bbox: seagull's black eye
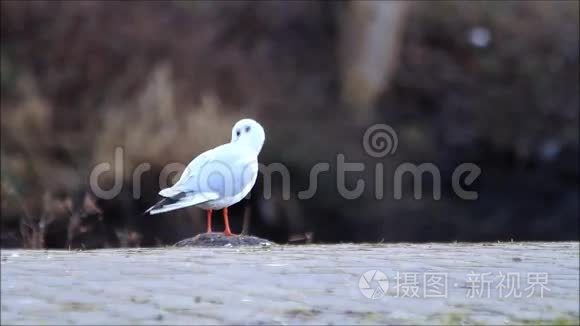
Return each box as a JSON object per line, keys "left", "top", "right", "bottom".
{"left": 245, "top": 126, "right": 251, "bottom": 132}
{"left": 236, "top": 130, "right": 241, "bottom": 137}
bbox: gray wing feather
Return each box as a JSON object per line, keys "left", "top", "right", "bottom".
{"left": 165, "top": 143, "right": 257, "bottom": 197}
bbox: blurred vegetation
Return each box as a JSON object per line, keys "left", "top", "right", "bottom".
{"left": 0, "top": 0, "right": 578, "bottom": 248}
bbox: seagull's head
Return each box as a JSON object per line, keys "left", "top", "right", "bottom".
{"left": 231, "top": 118, "right": 265, "bottom": 153}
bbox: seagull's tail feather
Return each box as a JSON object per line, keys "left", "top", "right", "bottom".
{"left": 145, "top": 192, "right": 219, "bottom": 215}
{"left": 159, "top": 187, "right": 183, "bottom": 198}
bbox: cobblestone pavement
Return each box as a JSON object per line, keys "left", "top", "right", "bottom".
{"left": 1, "top": 242, "right": 579, "bottom": 325}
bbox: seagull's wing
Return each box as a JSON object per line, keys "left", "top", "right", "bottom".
{"left": 163, "top": 143, "right": 256, "bottom": 196}
{"left": 158, "top": 148, "right": 217, "bottom": 197}
{"left": 145, "top": 146, "right": 223, "bottom": 215}
{"left": 146, "top": 143, "right": 256, "bottom": 215}
{"left": 145, "top": 191, "right": 219, "bottom": 215}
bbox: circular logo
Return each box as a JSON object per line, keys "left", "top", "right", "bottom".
{"left": 359, "top": 270, "right": 389, "bottom": 299}
{"left": 362, "top": 124, "right": 398, "bottom": 158}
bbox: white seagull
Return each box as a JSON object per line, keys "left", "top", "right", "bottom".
{"left": 145, "top": 118, "right": 265, "bottom": 236}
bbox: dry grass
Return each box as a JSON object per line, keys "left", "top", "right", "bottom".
{"left": 93, "top": 62, "right": 241, "bottom": 186}
{"left": 1, "top": 60, "right": 245, "bottom": 247}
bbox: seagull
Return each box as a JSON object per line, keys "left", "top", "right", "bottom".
{"left": 145, "top": 118, "right": 265, "bottom": 236}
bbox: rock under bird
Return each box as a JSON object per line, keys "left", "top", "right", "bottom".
{"left": 145, "top": 118, "right": 265, "bottom": 236}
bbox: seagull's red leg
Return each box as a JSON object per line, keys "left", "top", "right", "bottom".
{"left": 206, "top": 209, "right": 213, "bottom": 233}
{"left": 223, "top": 207, "right": 234, "bottom": 236}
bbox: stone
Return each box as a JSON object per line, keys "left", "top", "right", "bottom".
{"left": 173, "top": 232, "right": 274, "bottom": 247}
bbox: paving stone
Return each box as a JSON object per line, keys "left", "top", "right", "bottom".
{"left": 1, "top": 242, "right": 578, "bottom": 325}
